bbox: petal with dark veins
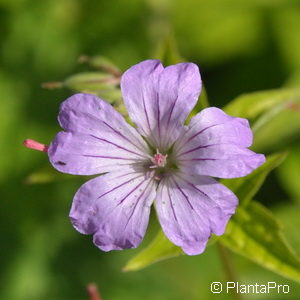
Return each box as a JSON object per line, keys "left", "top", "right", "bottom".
{"left": 174, "top": 107, "right": 265, "bottom": 178}
{"left": 70, "top": 170, "right": 156, "bottom": 251}
{"left": 121, "top": 60, "right": 201, "bottom": 151}
{"left": 155, "top": 173, "right": 238, "bottom": 255}
{"left": 48, "top": 93, "right": 149, "bottom": 175}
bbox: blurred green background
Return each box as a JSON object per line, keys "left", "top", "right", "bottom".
{"left": 1, "top": 0, "right": 300, "bottom": 299}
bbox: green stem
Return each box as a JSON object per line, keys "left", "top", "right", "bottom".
{"left": 217, "top": 242, "right": 244, "bottom": 300}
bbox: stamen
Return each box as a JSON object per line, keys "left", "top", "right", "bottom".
{"left": 23, "top": 139, "right": 49, "bottom": 152}
{"left": 151, "top": 149, "right": 167, "bottom": 168}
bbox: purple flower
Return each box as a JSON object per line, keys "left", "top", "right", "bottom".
{"left": 48, "top": 60, "right": 265, "bottom": 255}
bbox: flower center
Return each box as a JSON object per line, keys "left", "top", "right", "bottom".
{"left": 151, "top": 150, "right": 167, "bottom": 168}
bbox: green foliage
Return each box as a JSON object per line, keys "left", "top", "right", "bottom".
{"left": 124, "top": 229, "right": 220, "bottom": 272}
{"left": 223, "top": 88, "right": 300, "bottom": 120}
{"left": 277, "top": 146, "right": 300, "bottom": 200}
{"left": 123, "top": 230, "right": 183, "bottom": 272}
{"left": 220, "top": 201, "right": 300, "bottom": 282}
{"left": 253, "top": 103, "right": 300, "bottom": 152}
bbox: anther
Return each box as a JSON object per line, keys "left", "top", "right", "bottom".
{"left": 151, "top": 149, "right": 167, "bottom": 168}
{"left": 23, "top": 139, "right": 49, "bottom": 152}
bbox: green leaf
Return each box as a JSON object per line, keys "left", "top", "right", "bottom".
{"left": 223, "top": 88, "right": 300, "bottom": 120}
{"left": 277, "top": 145, "right": 300, "bottom": 200}
{"left": 252, "top": 103, "right": 300, "bottom": 152}
{"left": 123, "top": 229, "right": 218, "bottom": 272}
{"left": 221, "top": 152, "right": 287, "bottom": 206}
{"left": 123, "top": 230, "right": 183, "bottom": 272}
{"left": 220, "top": 201, "right": 300, "bottom": 282}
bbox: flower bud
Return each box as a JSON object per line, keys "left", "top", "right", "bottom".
{"left": 79, "top": 55, "right": 121, "bottom": 77}
{"left": 64, "top": 72, "right": 119, "bottom": 93}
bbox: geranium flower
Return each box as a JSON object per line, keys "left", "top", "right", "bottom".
{"left": 47, "top": 60, "right": 265, "bottom": 255}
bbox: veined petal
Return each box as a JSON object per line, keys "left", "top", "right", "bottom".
{"left": 174, "top": 107, "right": 265, "bottom": 178}
{"left": 48, "top": 93, "right": 149, "bottom": 175}
{"left": 177, "top": 144, "right": 265, "bottom": 178}
{"left": 155, "top": 173, "right": 238, "bottom": 255}
{"left": 175, "top": 107, "right": 253, "bottom": 151}
{"left": 70, "top": 170, "right": 157, "bottom": 251}
{"left": 121, "top": 60, "right": 163, "bottom": 147}
{"left": 48, "top": 132, "right": 146, "bottom": 175}
{"left": 121, "top": 60, "right": 201, "bottom": 151}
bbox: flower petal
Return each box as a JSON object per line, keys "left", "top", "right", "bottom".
{"left": 176, "top": 107, "right": 254, "bottom": 150}
{"left": 121, "top": 60, "right": 201, "bottom": 151}
{"left": 70, "top": 169, "right": 156, "bottom": 251}
{"left": 155, "top": 174, "right": 238, "bottom": 255}
{"left": 48, "top": 93, "right": 149, "bottom": 175}
{"left": 174, "top": 107, "right": 265, "bottom": 178}
{"left": 177, "top": 144, "right": 265, "bottom": 178}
